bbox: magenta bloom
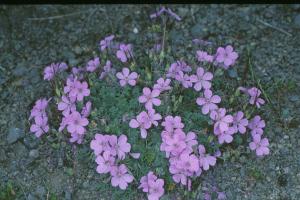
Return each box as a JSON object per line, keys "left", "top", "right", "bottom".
{"left": 147, "top": 109, "right": 162, "bottom": 126}
{"left": 69, "top": 80, "right": 90, "bottom": 102}
{"left": 196, "top": 90, "right": 221, "bottom": 115}
{"left": 239, "top": 87, "right": 265, "bottom": 108}
{"left": 190, "top": 67, "right": 213, "bottom": 91}
{"left": 114, "top": 134, "right": 131, "bottom": 160}
{"left": 232, "top": 111, "right": 248, "bottom": 134}
{"left": 196, "top": 50, "right": 213, "bottom": 62}
{"left": 139, "top": 171, "right": 158, "bottom": 192}
{"left": 81, "top": 101, "right": 92, "bottom": 118}
{"left": 153, "top": 78, "right": 172, "bottom": 92}
{"left": 90, "top": 134, "right": 111, "bottom": 155}
{"left": 110, "top": 164, "right": 134, "bottom": 190}
{"left": 86, "top": 57, "right": 100, "bottom": 72}
{"left": 116, "top": 68, "right": 138, "bottom": 87}
{"left": 249, "top": 134, "right": 270, "bottom": 156}
{"left": 58, "top": 95, "right": 76, "bottom": 116}
{"left": 66, "top": 111, "right": 89, "bottom": 135}
{"left": 164, "top": 131, "right": 187, "bottom": 156}
{"left": 175, "top": 71, "right": 193, "bottom": 88}
{"left": 161, "top": 116, "right": 184, "bottom": 132}
{"left": 139, "top": 171, "right": 165, "bottom": 200}
{"left": 43, "top": 62, "right": 68, "bottom": 81}
{"left": 96, "top": 151, "right": 116, "bottom": 174}
{"left": 198, "top": 145, "right": 216, "bottom": 171}
{"left": 248, "top": 115, "right": 265, "bottom": 137}
{"left": 210, "top": 108, "right": 233, "bottom": 134}
{"left": 215, "top": 45, "right": 238, "bottom": 68}
{"left": 129, "top": 111, "right": 152, "bottom": 138}
{"left": 177, "top": 152, "right": 200, "bottom": 173}
{"left": 30, "top": 115, "right": 49, "bottom": 137}
{"left": 167, "top": 61, "right": 191, "bottom": 79}
{"left": 216, "top": 127, "right": 235, "bottom": 144}
{"left": 116, "top": 44, "right": 133, "bottom": 62}
{"left": 99, "top": 35, "right": 114, "bottom": 51}
{"left": 138, "top": 87, "right": 161, "bottom": 110}
{"left": 30, "top": 98, "right": 49, "bottom": 119}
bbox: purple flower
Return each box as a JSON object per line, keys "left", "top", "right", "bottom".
{"left": 96, "top": 151, "right": 116, "bottom": 174}
{"left": 249, "top": 134, "right": 270, "bottom": 156}
{"left": 113, "top": 134, "right": 131, "bottom": 160}
{"left": 116, "top": 44, "right": 133, "bottom": 63}
{"left": 129, "top": 111, "right": 152, "bottom": 138}
{"left": 248, "top": 115, "right": 265, "bottom": 137}
{"left": 58, "top": 95, "right": 76, "bottom": 116}
{"left": 196, "top": 90, "right": 221, "bottom": 115}
{"left": 30, "top": 115, "right": 49, "bottom": 137}
{"left": 153, "top": 78, "right": 172, "bottom": 92}
{"left": 232, "top": 111, "right": 248, "bottom": 134}
{"left": 190, "top": 67, "right": 213, "bottom": 91}
{"left": 43, "top": 62, "right": 68, "bottom": 81}
{"left": 99, "top": 60, "right": 115, "bottom": 80}
{"left": 167, "top": 61, "right": 191, "bottom": 79}
{"left": 239, "top": 87, "right": 265, "bottom": 108}
{"left": 139, "top": 172, "right": 165, "bottom": 200}
{"left": 81, "top": 101, "right": 92, "bottom": 118}
{"left": 216, "top": 127, "right": 235, "bottom": 144}
{"left": 196, "top": 51, "right": 213, "bottom": 62}
{"left": 138, "top": 87, "right": 161, "bottom": 110}
{"left": 175, "top": 71, "right": 193, "bottom": 88}
{"left": 139, "top": 171, "right": 158, "bottom": 192}
{"left": 210, "top": 108, "right": 233, "bottom": 134}
{"left": 68, "top": 80, "right": 90, "bottom": 102}
{"left": 86, "top": 57, "right": 100, "bottom": 72}
{"left": 110, "top": 164, "right": 134, "bottom": 190}
{"left": 66, "top": 111, "right": 89, "bottom": 135}
{"left": 215, "top": 45, "right": 238, "bottom": 69}
{"left": 150, "top": 6, "right": 181, "bottom": 21}
{"left": 116, "top": 68, "right": 138, "bottom": 87}
{"left": 161, "top": 116, "right": 184, "bottom": 132}
{"left": 90, "top": 134, "right": 111, "bottom": 155}
{"left": 99, "top": 35, "right": 115, "bottom": 51}
{"left": 30, "top": 98, "right": 49, "bottom": 120}
{"left": 198, "top": 144, "right": 216, "bottom": 171}
{"left": 147, "top": 108, "right": 162, "bottom": 126}
{"left": 69, "top": 132, "right": 84, "bottom": 144}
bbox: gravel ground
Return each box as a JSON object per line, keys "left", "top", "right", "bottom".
{"left": 0, "top": 4, "right": 300, "bottom": 200}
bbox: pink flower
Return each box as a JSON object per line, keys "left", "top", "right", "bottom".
{"left": 210, "top": 108, "right": 233, "bottom": 134}
{"left": 249, "top": 134, "right": 270, "bottom": 157}
{"left": 116, "top": 44, "right": 133, "bottom": 62}
{"left": 147, "top": 179, "right": 165, "bottom": 200}
{"left": 99, "top": 35, "right": 114, "bottom": 51}
{"left": 138, "top": 87, "right": 161, "bottom": 110}
{"left": 215, "top": 45, "right": 238, "bottom": 69}
{"left": 96, "top": 151, "right": 116, "bottom": 174}
{"left": 43, "top": 62, "right": 68, "bottom": 81}
{"left": 164, "top": 131, "right": 187, "bottom": 157}
{"left": 129, "top": 111, "right": 152, "bottom": 138}
{"left": 147, "top": 109, "right": 162, "bottom": 126}
{"left": 69, "top": 80, "right": 90, "bottom": 102}
{"left": 248, "top": 115, "right": 265, "bottom": 137}
{"left": 114, "top": 134, "right": 131, "bottom": 160}
{"left": 239, "top": 87, "right": 265, "bottom": 108}
{"left": 139, "top": 171, "right": 158, "bottom": 192}
{"left": 116, "top": 68, "right": 138, "bottom": 87}
{"left": 99, "top": 60, "right": 115, "bottom": 80}
{"left": 30, "top": 98, "right": 49, "bottom": 119}
{"left": 30, "top": 115, "right": 49, "bottom": 137}
{"left": 153, "top": 78, "right": 172, "bottom": 92}
{"left": 175, "top": 71, "right": 193, "bottom": 88}
{"left": 161, "top": 116, "right": 184, "bottom": 132}
{"left": 90, "top": 134, "right": 111, "bottom": 155}
{"left": 185, "top": 132, "right": 198, "bottom": 152}
{"left": 110, "top": 164, "right": 134, "bottom": 190}
{"left": 81, "top": 101, "right": 92, "bottom": 118}
{"left": 86, "top": 57, "right": 100, "bottom": 72}
{"left": 232, "top": 111, "right": 248, "bottom": 134}
{"left": 66, "top": 111, "right": 89, "bottom": 135}
{"left": 177, "top": 152, "right": 200, "bottom": 173}
{"left": 190, "top": 67, "right": 213, "bottom": 91}
{"left": 69, "top": 132, "right": 84, "bottom": 144}
{"left": 58, "top": 95, "right": 76, "bottom": 116}
{"left": 216, "top": 127, "right": 235, "bottom": 144}
{"left": 196, "top": 90, "right": 221, "bottom": 115}
{"left": 196, "top": 50, "right": 213, "bottom": 62}
{"left": 198, "top": 145, "right": 216, "bottom": 171}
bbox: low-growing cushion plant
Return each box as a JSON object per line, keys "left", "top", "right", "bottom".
{"left": 28, "top": 6, "right": 270, "bottom": 200}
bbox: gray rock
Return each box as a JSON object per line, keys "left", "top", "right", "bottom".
{"left": 289, "top": 95, "right": 300, "bottom": 102}
{"left": 29, "top": 149, "right": 39, "bottom": 159}
{"left": 23, "top": 135, "right": 40, "bottom": 149}
{"left": 191, "top": 24, "right": 204, "bottom": 37}
{"left": 7, "top": 127, "right": 24, "bottom": 144}
{"left": 64, "top": 189, "right": 72, "bottom": 200}
{"left": 294, "top": 14, "right": 300, "bottom": 28}
{"left": 35, "top": 186, "right": 46, "bottom": 198}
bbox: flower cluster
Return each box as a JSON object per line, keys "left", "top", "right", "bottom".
{"left": 139, "top": 171, "right": 165, "bottom": 200}
{"left": 29, "top": 98, "right": 50, "bottom": 137}
{"left": 90, "top": 134, "right": 135, "bottom": 190}
{"left": 43, "top": 62, "right": 68, "bottom": 81}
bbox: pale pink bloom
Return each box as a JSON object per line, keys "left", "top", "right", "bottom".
{"left": 69, "top": 132, "right": 84, "bottom": 144}
{"left": 86, "top": 57, "right": 100, "bottom": 72}
{"left": 147, "top": 179, "right": 165, "bottom": 200}
{"left": 81, "top": 101, "right": 92, "bottom": 118}
{"left": 115, "top": 134, "right": 131, "bottom": 160}
{"left": 164, "top": 131, "right": 187, "bottom": 157}
{"left": 116, "top": 68, "right": 138, "bottom": 87}
{"left": 216, "top": 127, "right": 235, "bottom": 144}
{"left": 69, "top": 80, "right": 90, "bottom": 102}
{"left": 232, "top": 111, "right": 248, "bottom": 134}
{"left": 177, "top": 152, "right": 200, "bottom": 173}
{"left": 161, "top": 116, "right": 184, "bottom": 132}
{"left": 90, "top": 134, "right": 111, "bottom": 155}
{"left": 249, "top": 134, "right": 270, "bottom": 156}
{"left": 239, "top": 87, "right": 265, "bottom": 108}
{"left": 153, "top": 78, "right": 172, "bottom": 92}
{"left": 110, "top": 164, "right": 134, "bottom": 190}
{"left": 196, "top": 90, "right": 221, "bottom": 115}
{"left": 139, "top": 171, "right": 158, "bottom": 192}
{"left": 96, "top": 151, "right": 116, "bottom": 174}
{"left": 43, "top": 62, "right": 68, "bottom": 81}
{"left": 185, "top": 132, "right": 198, "bottom": 152}
{"left": 248, "top": 115, "right": 265, "bottom": 137}
{"left": 215, "top": 45, "right": 238, "bottom": 69}
{"left": 198, "top": 144, "right": 216, "bottom": 171}
{"left": 58, "top": 95, "right": 76, "bottom": 116}
{"left": 99, "top": 60, "right": 115, "bottom": 80}
{"left": 66, "top": 111, "right": 89, "bottom": 135}
{"left": 138, "top": 87, "right": 161, "bottom": 110}
{"left": 30, "top": 116, "right": 49, "bottom": 137}
{"left": 196, "top": 50, "right": 213, "bottom": 62}
{"left": 129, "top": 111, "right": 152, "bottom": 138}
{"left": 147, "top": 109, "right": 162, "bottom": 126}
{"left": 210, "top": 108, "right": 233, "bottom": 134}
{"left": 190, "top": 67, "right": 213, "bottom": 91}
{"left": 175, "top": 71, "right": 193, "bottom": 88}
{"left": 166, "top": 63, "right": 182, "bottom": 79}
{"left": 99, "top": 35, "right": 114, "bottom": 51}
{"left": 29, "top": 98, "right": 49, "bottom": 120}
{"left": 116, "top": 44, "right": 133, "bottom": 62}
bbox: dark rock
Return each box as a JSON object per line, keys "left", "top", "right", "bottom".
{"left": 7, "top": 127, "right": 24, "bottom": 144}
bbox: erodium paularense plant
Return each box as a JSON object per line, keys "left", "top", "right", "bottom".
{"left": 28, "top": 7, "right": 270, "bottom": 200}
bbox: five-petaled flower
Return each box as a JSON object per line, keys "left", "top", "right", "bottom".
{"left": 116, "top": 68, "right": 138, "bottom": 87}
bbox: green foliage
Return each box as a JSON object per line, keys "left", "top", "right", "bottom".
{"left": 0, "top": 182, "right": 16, "bottom": 200}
